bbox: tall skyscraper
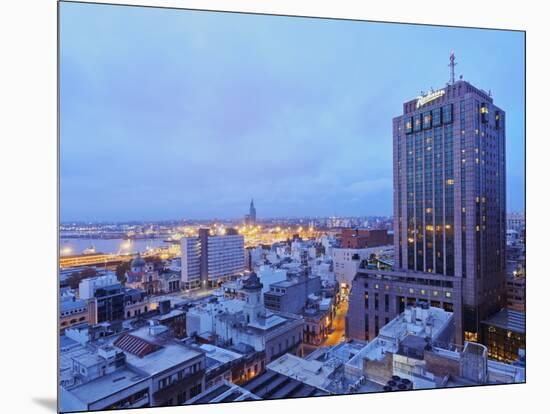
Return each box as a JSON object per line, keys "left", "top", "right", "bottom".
{"left": 249, "top": 199, "right": 257, "bottom": 224}
{"left": 393, "top": 53, "right": 507, "bottom": 341}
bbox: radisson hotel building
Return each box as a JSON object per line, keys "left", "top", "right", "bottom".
{"left": 345, "top": 57, "right": 508, "bottom": 345}
{"left": 392, "top": 65, "right": 507, "bottom": 342}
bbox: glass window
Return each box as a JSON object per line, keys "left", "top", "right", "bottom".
{"left": 432, "top": 107, "right": 441, "bottom": 127}
{"left": 422, "top": 111, "right": 432, "bottom": 129}
{"left": 480, "top": 103, "right": 489, "bottom": 123}
{"left": 413, "top": 114, "right": 422, "bottom": 132}
{"left": 442, "top": 104, "right": 453, "bottom": 124}
{"left": 405, "top": 117, "right": 413, "bottom": 134}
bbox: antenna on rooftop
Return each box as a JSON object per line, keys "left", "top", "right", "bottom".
{"left": 449, "top": 51, "right": 457, "bottom": 84}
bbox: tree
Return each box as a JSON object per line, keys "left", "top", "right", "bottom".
{"left": 115, "top": 261, "right": 131, "bottom": 286}
{"left": 65, "top": 267, "right": 98, "bottom": 289}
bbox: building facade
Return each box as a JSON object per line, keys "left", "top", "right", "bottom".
{"left": 392, "top": 62, "right": 507, "bottom": 341}
{"left": 263, "top": 270, "right": 321, "bottom": 314}
{"left": 341, "top": 229, "right": 392, "bottom": 249}
{"left": 347, "top": 267, "right": 462, "bottom": 343}
{"left": 180, "top": 228, "right": 245, "bottom": 289}
{"left": 506, "top": 212, "right": 525, "bottom": 232}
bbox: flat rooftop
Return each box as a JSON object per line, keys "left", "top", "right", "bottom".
{"left": 267, "top": 353, "right": 339, "bottom": 391}
{"left": 482, "top": 309, "right": 526, "bottom": 333}
{"left": 66, "top": 367, "right": 149, "bottom": 405}
{"left": 199, "top": 344, "right": 243, "bottom": 365}
{"left": 124, "top": 342, "right": 201, "bottom": 375}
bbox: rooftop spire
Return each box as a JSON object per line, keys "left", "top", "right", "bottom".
{"left": 449, "top": 50, "right": 457, "bottom": 84}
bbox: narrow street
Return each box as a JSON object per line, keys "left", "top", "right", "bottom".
{"left": 323, "top": 299, "right": 348, "bottom": 346}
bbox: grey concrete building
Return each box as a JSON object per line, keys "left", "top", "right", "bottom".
{"left": 263, "top": 268, "right": 321, "bottom": 314}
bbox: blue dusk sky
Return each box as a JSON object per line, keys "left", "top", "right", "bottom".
{"left": 60, "top": 2, "right": 525, "bottom": 222}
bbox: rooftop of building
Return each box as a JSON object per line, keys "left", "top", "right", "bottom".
{"left": 267, "top": 353, "right": 339, "bottom": 391}
{"left": 64, "top": 366, "right": 149, "bottom": 406}
{"left": 199, "top": 343, "right": 243, "bottom": 366}
{"left": 185, "top": 381, "right": 260, "bottom": 404}
{"left": 400, "top": 79, "right": 495, "bottom": 115}
{"left": 242, "top": 369, "right": 329, "bottom": 399}
{"left": 125, "top": 341, "right": 201, "bottom": 376}
{"left": 380, "top": 304, "right": 453, "bottom": 342}
{"left": 109, "top": 326, "right": 203, "bottom": 375}
{"left": 60, "top": 298, "right": 88, "bottom": 313}
{"left": 347, "top": 305, "right": 453, "bottom": 369}
{"left": 151, "top": 309, "right": 185, "bottom": 322}
{"left": 481, "top": 308, "right": 525, "bottom": 333}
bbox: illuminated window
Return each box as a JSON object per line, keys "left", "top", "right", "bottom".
{"left": 446, "top": 179, "right": 454, "bottom": 185}
{"left": 413, "top": 114, "right": 422, "bottom": 132}
{"left": 433, "top": 291, "right": 439, "bottom": 296}
{"left": 409, "top": 288, "right": 415, "bottom": 294}
{"left": 405, "top": 117, "right": 413, "bottom": 134}
{"left": 445, "top": 292, "right": 451, "bottom": 298}
{"left": 421, "top": 289, "right": 426, "bottom": 295}
{"left": 422, "top": 111, "right": 432, "bottom": 129}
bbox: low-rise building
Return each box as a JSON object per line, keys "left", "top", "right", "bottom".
{"left": 346, "top": 267, "right": 462, "bottom": 343}
{"left": 60, "top": 323, "right": 207, "bottom": 412}
{"left": 60, "top": 298, "right": 89, "bottom": 332}
{"left": 263, "top": 268, "right": 321, "bottom": 314}
{"left": 186, "top": 272, "right": 304, "bottom": 364}
{"left": 480, "top": 308, "right": 526, "bottom": 363}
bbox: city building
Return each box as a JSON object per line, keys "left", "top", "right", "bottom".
{"left": 506, "top": 274, "right": 525, "bottom": 312}
{"left": 344, "top": 303, "right": 523, "bottom": 389}
{"left": 506, "top": 212, "right": 525, "bottom": 232}
{"left": 392, "top": 54, "right": 507, "bottom": 342}
{"left": 60, "top": 298, "right": 89, "bottom": 332}
{"left": 123, "top": 288, "right": 150, "bottom": 319}
{"left": 79, "top": 274, "right": 125, "bottom": 324}
{"left": 301, "top": 297, "right": 334, "bottom": 346}
{"left": 480, "top": 308, "right": 526, "bottom": 363}
{"left": 340, "top": 228, "right": 392, "bottom": 249}
{"left": 184, "top": 381, "right": 260, "bottom": 404}
{"left": 263, "top": 267, "right": 322, "bottom": 314}
{"left": 347, "top": 268, "right": 462, "bottom": 342}
{"left": 78, "top": 272, "right": 119, "bottom": 300}
{"left": 180, "top": 228, "right": 245, "bottom": 290}
{"left": 150, "top": 301, "right": 186, "bottom": 338}
{"left": 244, "top": 199, "right": 257, "bottom": 226}
{"left": 345, "top": 304, "right": 455, "bottom": 386}
{"left": 60, "top": 325, "right": 206, "bottom": 411}
{"left": 186, "top": 272, "right": 304, "bottom": 364}
{"left": 240, "top": 368, "right": 329, "bottom": 399}
{"left": 332, "top": 245, "right": 393, "bottom": 290}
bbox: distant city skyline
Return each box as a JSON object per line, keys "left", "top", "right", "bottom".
{"left": 60, "top": 3, "right": 525, "bottom": 222}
